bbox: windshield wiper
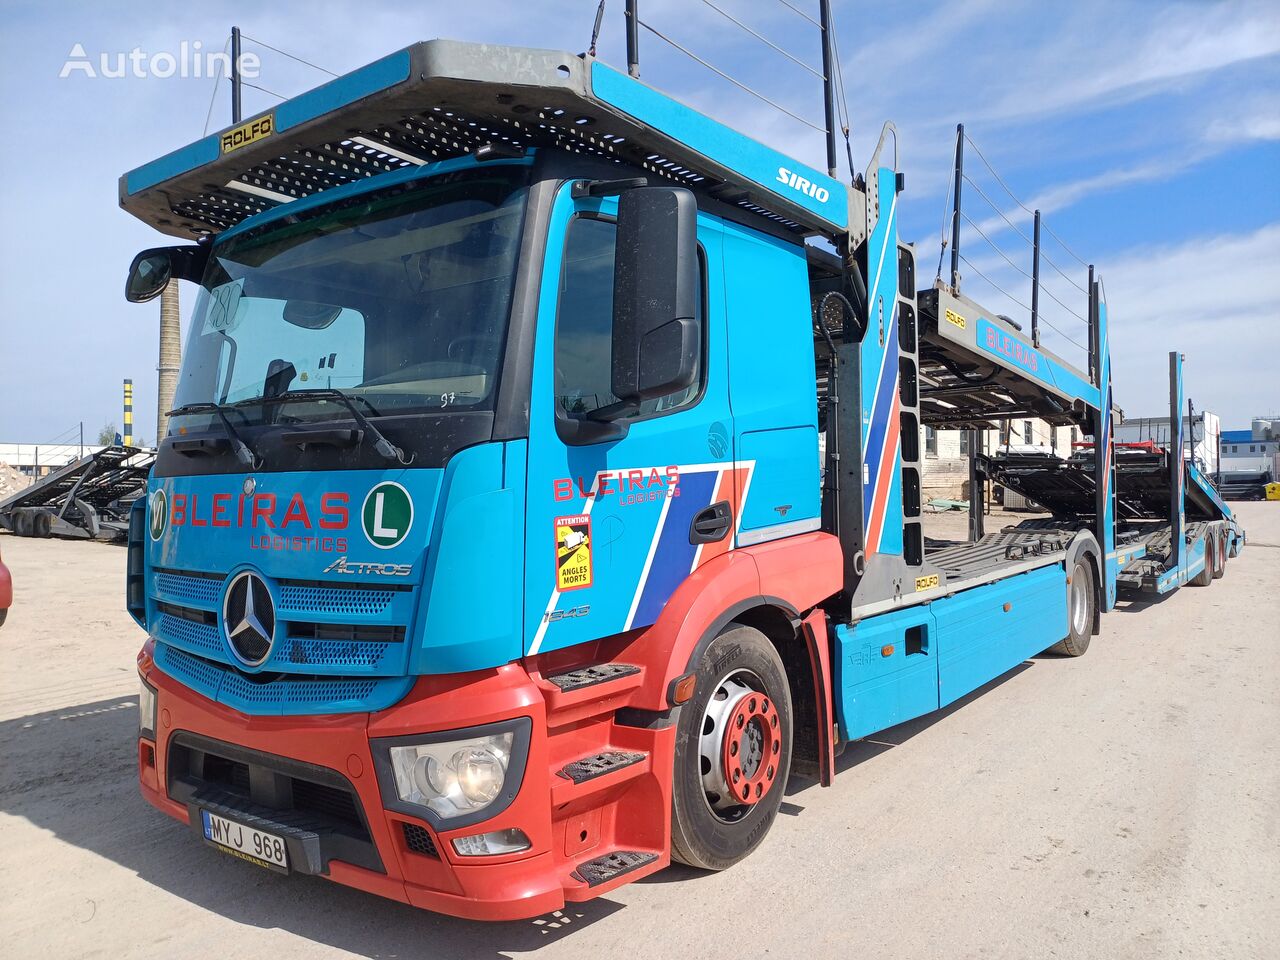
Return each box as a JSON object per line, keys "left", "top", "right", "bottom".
{"left": 240, "top": 389, "right": 414, "bottom": 465}
{"left": 167, "top": 402, "right": 263, "bottom": 469}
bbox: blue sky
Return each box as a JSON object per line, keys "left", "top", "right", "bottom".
{"left": 1, "top": 0, "right": 1277, "bottom": 446}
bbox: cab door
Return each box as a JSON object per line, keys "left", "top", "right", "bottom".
{"left": 523, "top": 184, "right": 735, "bottom": 657}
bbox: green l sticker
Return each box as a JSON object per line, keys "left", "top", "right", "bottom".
{"left": 362, "top": 482, "right": 413, "bottom": 549}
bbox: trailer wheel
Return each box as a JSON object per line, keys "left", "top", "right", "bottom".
{"left": 12, "top": 512, "right": 32, "bottom": 537}
{"left": 33, "top": 511, "right": 53, "bottom": 538}
{"left": 1050, "top": 558, "right": 1095, "bottom": 657}
{"left": 670, "top": 623, "right": 793, "bottom": 871}
{"left": 1192, "top": 538, "right": 1214, "bottom": 586}
{"left": 1211, "top": 532, "right": 1225, "bottom": 579}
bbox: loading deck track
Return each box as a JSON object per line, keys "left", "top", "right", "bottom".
{"left": 917, "top": 285, "right": 1100, "bottom": 431}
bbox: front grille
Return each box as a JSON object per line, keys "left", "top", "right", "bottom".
{"left": 402, "top": 822, "right": 439, "bottom": 857}
{"left": 154, "top": 610, "right": 223, "bottom": 659}
{"left": 155, "top": 644, "right": 412, "bottom": 715}
{"left": 167, "top": 733, "right": 384, "bottom": 875}
{"left": 156, "top": 600, "right": 216, "bottom": 624}
{"left": 203, "top": 753, "right": 251, "bottom": 794}
{"left": 169, "top": 736, "right": 369, "bottom": 836}
{"left": 292, "top": 778, "right": 362, "bottom": 827}
{"left": 150, "top": 565, "right": 419, "bottom": 707}
{"left": 154, "top": 570, "right": 223, "bottom": 607}
{"left": 280, "top": 638, "right": 395, "bottom": 670}
{"left": 277, "top": 581, "right": 404, "bottom": 616}
{"left": 288, "top": 622, "right": 406, "bottom": 643}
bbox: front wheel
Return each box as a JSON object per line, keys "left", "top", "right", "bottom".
{"left": 670, "top": 623, "right": 793, "bottom": 871}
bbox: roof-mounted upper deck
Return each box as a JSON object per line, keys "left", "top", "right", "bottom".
{"left": 121, "top": 40, "right": 850, "bottom": 240}
{"left": 917, "top": 282, "right": 1102, "bottom": 424}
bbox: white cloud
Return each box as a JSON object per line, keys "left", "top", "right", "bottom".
{"left": 1103, "top": 222, "right": 1280, "bottom": 424}
{"left": 982, "top": 0, "right": 1280, "bottom": 122}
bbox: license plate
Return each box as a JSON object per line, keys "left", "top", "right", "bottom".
{"left": 201, "top": 809, "right": 289, "bottom": 873}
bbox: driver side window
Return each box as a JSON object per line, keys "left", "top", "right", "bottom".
{"left": 554, "top": 216, "right": 704, "bottom": 420}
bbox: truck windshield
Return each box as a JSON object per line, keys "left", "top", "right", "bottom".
{"left": 169, "top": 166, "right": 529, "bottom": 432}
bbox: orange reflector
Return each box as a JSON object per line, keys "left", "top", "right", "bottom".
{"left": 1002, "top": 602, "right": 1012, "bottom": 612}
{"left": 881, "top": 644, "right": 894, "bottom": 658}
{"left": 671, "top": 673, "right": 698, "bottom": 704}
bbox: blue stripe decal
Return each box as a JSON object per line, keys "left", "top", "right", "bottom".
{"left": 862, "top": 306, "right": 900, "bottom": 519}
{"left": 276, "top": 49, "right": 411, "bottom": 132}
{"left": 127, "top": 137, "right": 221, "bottom": 195}
{"left": 591, "top": 62, "right": 847, "bottom": 230}
{"left": 632, "top": 470, "right": 718, "bottom": 627}
{"left": 125, "top": 49, "right": 412, "bottom": 196}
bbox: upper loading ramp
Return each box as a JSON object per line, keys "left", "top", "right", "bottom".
{"left": 917, "top": 285, "right": 1102, "bottom": 428}
{"left": 913, "top": 126, "right": 1105, "bottom": 433}
{"left": 121, "top": 40, "right": 850, "bottom": 241}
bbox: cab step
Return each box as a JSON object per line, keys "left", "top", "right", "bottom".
{"left": 558, "top": 750, "right": 646, "bottom": 784}
{"left": 538, "top": 662, "right": 646, "bottom": 726}
{"left": 571, "top": 850, "right": 659, "bottom": 887}
{"left": 546, "top": 663, "right": 640, "bottom": 692}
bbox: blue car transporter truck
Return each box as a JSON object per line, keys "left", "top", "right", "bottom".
{"left": 120, "top": 35, "right": 1242, "bottom": 920}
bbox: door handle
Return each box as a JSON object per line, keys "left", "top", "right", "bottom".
{"left": 689, "top": 500, "right": 733, "bottom": 544}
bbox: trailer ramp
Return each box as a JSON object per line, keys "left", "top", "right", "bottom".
{"left": 0, "top": 446, "right": 155, "bottom": 539}
{"left": 985, "top": 445, "right": 1238, "bottom": 595}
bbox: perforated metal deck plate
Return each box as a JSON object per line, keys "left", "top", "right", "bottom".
{"left": 120, "top": 40, "right": 845, "bottom": 241}
{"left": 571, "top": 850, "right": 658, "bottom": 887}
{"left": 546, "top": 663, "right": 640, "bottom": 692}
{"left": 558, "top": 750, "right": 645, "bottom": 784}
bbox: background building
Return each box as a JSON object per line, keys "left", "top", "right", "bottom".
{"left": 1114, "top": 411, "right": 1220, "bottom": 475}
{"left": 921, "top": 420, "right": 1078, "bottom": 502}
{"left": 0, "top": 442, "right": 107, "bottom": 480}
{"left": 1219, "top": 418, "right": 1280, "bottom": 479}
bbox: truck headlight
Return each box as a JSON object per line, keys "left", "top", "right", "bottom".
{"left": 138, "top": 674, "right": 157, "bottom": 740}
{"left": 372, "top": 718, "right": 531, "bottom": 829}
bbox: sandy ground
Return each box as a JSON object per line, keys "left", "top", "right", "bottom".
{"left": 0, "top": 504, "right": 1276, "bottom": 959}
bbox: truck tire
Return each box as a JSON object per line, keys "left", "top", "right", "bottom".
{"left": 670, "top": 623, "right": 793, "bottom": 871}
{"left": 1192, "top": 537, "right": 1214, "bottom": 586}
{"left": 1050, "top": 558, "right": 1095, "bottom": 657}
{"left": 34, "top": 511, "right": 53, "bottom": 538}
{"left": 1211, "top": 532, "right": 1225, "bottom": 579}
{"left": 12, "top": 512, "right": 32, "bottom": 537}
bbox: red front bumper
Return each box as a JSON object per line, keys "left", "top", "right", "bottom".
{"left": 0, "top": 555, "right": 12, "bottom": 612}
{"left": 138, "top": 648, "right": 674, "bottom": 921}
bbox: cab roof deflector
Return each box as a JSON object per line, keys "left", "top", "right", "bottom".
{"left": 120, "top": 40, "right": 850, "bottom": 240}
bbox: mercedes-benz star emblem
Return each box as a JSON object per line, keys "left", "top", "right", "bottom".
{"left": 222, "top": 571, "right": 276, "bottom": 667}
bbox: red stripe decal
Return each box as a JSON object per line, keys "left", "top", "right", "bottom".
{"left": 866, "top": 391, "right": 901, "bottom": 552}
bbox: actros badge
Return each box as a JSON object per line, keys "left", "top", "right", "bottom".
{"left": 324, "top": 557, "right": 413, "bottom": 577}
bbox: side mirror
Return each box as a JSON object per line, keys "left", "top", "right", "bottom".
{"left": 606, "top": 187, "right": 699, "bottom": 415}
{"left": 125, "top": 245, "right": 210, "bottom": 303}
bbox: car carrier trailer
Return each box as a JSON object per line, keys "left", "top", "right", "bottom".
{"left": 118, "top": 24, "right": 1241, "bottom": 921}
{"left": 0, "top": 445, "right": 154, "bottom": 540}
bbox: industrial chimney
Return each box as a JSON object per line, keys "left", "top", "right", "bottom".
{"left": 157, "top": 278, "right": 181, "bottom": 444}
